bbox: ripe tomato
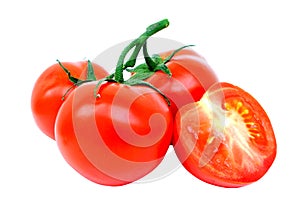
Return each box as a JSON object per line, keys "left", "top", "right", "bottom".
{"left": 31, "top": 61, "right": 108, "bottom": 139}
{"left": 146, "top": 48, "right": 218, "bottom": 116}
{"left": 55, "top": 81, "right": 173, "bottom": 186}
{"left": 173, "top": 82, "right": 277, "bottom": 187}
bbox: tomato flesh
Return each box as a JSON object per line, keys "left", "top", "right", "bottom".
{"left": 173, "top": 82, "right": 276, "bottom": 187}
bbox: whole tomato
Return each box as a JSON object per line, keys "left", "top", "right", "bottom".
{"left": 31, "top": 61, "right": 108, "bottom": 139}
{"left": 55, "top": 81, "right": 173, "bottom": 186}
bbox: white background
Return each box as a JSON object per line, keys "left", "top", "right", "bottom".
{"left": 1, "top": 0, "right": 299, "bottom": 217}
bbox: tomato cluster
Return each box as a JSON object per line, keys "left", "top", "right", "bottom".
{"left": 31, "top": 19, "right": 276, "bottom": 188}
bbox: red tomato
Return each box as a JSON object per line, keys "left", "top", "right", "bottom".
{"left": 173, "top": 82, "right": 277, "bottom": 187}
{"left": 55, "top": 81, "right": 173, "bottom": 186}
{"left": 146, "top": 48, "right": 218, "bottom": 116}
{"left": 31, "top": 61, "right": 108, "bottom": 139}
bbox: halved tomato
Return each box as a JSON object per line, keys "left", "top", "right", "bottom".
{"left": 173, "top": 82, "right": 277, "bottom": 187}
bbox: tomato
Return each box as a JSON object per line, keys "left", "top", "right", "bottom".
{"left": 146, "top": 48, "right": 218, "bottom": 116}
{"left": 55, "top": 81, "right": 173, "bottom": 186}
{"left": 31, "top": 61, "right": 108, "bottom": 139}
{"left": 173, "top": 82, "right": 277, "bottom": 187}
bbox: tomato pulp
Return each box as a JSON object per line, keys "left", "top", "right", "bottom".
{"left": 173, "top": 82, "right": 277, "bottom": 187}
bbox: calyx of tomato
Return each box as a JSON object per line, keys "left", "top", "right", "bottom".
{"left": 57, "top": 59, "right": 98, "bottom": 100}
{"left": 94, "top": 19, "right": 172, "bottom": 105}
{"left": 126, "top": 43, "right": 194, "bottom": 80}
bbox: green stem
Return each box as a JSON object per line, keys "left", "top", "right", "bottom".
{"left": 114, "top": 19, "right": 169, "bottom": 83}
{"left": 143, "top": 41, "right": 156, "bottom": 71}
{"left": 87, "top": 60, "right": 97, "bottom": 81}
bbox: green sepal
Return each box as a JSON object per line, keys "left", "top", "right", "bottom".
{"left": 56, "top": 59, "right": 82, "bottom": 84}
{"left": 163, "top": 44, "right": 195, "bottom": 64}
{"left": 124, "top": 79, "right": 170, "bottom": 106}
{"left": 128, "top": 44, "right": 195, "bottom": 81}
{"left": 152, "top": 54, "right": 164, "bottom": 65}
{"left": 87, "top": 60, "right": 97, "bottom": 81}
{"left": 57, "top": 59, "right": 99, "bottom": 101}
{"left": 127, "top": 70, "right": 155, "bottom": 83}
{"left": 93, "top": 74, "right": 116, "bottom": 97}
{"left": 126, "top": 63, "right": 149, "bottom": 73}
{"left": 154, "top": 63, "right": 172, "bottom": 76}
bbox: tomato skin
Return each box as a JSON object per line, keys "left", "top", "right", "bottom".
{"left": 31, "top": 61, "right": 108, "bottom": 140}
{"left": 146, "top": 48, "right": 218, "bottom": 116}
{"left": 173, "top": 82, "right": 277, "bottom": 188}
{"left": 55, "top": 81, "right": 173, "bottom": 186}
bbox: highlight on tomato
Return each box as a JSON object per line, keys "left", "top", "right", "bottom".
{"left": 31, "top": 60, "right": 108, "bottom": 139}
{"left": 173, "top": 82, "right": 277, "bottom": 188}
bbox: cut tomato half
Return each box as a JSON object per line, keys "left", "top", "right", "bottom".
{"left": 173, "top": 82, "right": 277, "bottom": 188}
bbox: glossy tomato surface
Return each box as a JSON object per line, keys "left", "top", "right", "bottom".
{"left": 146, "top": 48, "right": 218, "bottom": 116}
{"left": 55, "top": 81, "right": 173, "bottom": 186}
{"left": 173, "top": 82, "right": 276, "bottom": 187}
{"left": 31, "top": 61, "right": 108, "bottom": 139}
